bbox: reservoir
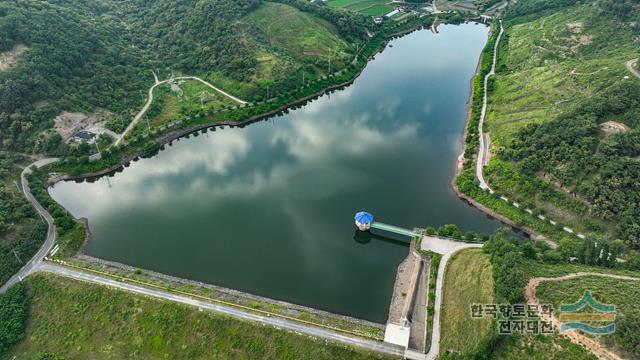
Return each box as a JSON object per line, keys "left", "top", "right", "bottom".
{"left": 49, "top": 23, "right": 499, "bottom": 323}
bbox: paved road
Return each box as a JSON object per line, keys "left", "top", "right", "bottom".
{"left": 476, "top": 22, "right": 504, "bottom": 193}
{"left": 115, "top": 74, "right": 247, "bottom": 146}
{"left": 627, "top": 59, "right": 640, "bottom": 79}
{"left": 421, "top": 237, "right": 483, "bottom": 360}
{"left": 0, "top": 158, "right": 59, "bottom": 293}
{"left": 37, "top": 262, "right": 404, "bottom": 357}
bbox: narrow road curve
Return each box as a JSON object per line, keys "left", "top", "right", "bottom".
{"left": 525, "top": 272, "right": 640, "bottom": 360}
{"left": 36, "top": 262, "right": 404, "bottom": 357}
{"left": 476, "top": 21, "right": 504, "bottom": 193}
{"left": 626, "top": 59, "right": 640, "bottom": 80}
{"left": 421, "top": 237, "right": 483, "bottom": 360}
{"left": 0, "top": 158, "right": 59, "bottom": 293}
{"left": 115, "top": 73, "right": 247, "bottom": 146}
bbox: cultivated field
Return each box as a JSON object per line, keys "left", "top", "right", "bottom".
{"left": 494, "top": 333, "right": 597, "bottom": 360}
{"left": 487, "top": 4, "right": 638, "bottom": 147}
{"left": 327, "top": 0, "right": 396, "bottom": 17}
{"left": 246, "top": 2, "right": 350, "bottom": 62}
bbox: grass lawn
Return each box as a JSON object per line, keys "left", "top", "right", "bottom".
{"left": 245, "top": 2, "right": 349, "bottom": 63}
{"left": 3, "top": 274, "right": 395, "bottom": 360}
{"left": 147, "top": 80, "right": 237, "bottom": 128}
{"left": 440, "top": 249, "right": 494, "bottom": 356}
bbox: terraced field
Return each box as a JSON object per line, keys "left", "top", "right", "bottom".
{"left": 487, "top": 4, "right": 638, "bottom": 146}
{"left": 327, "top": 0, "right": 395, "bottom": 16}
{"left": 480, "top": 2, "right": 640, "bottom": 238}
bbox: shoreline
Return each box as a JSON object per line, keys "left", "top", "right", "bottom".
{"left": 54, "top": 26, "right": 428, "bottom": 183}
{"left": 70, "top": 253, "right": 385, "bottom": 332}
{"left": 37, "top": 23, "right": 435, "bottom": 338}
{"left": 72, "top": 214, "right": 385, "bottom": 331}
{"left": 38, "top": 19, "right": 513, "bottom": 340}
{"left": 449, "top": 24, "right": 542, "bottom": 240}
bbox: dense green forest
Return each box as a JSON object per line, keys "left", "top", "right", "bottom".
{"left": 0, "top": 0, "right": 368, "bottom": 154}
{"left": 0, "top": 154, "right": 47, "bottom": 286}
{"left": 505, "top": 81, "right": 640, "bottom": 248}
{"left": 0, "top": 0, "right": 374, "bottom": 289}
{"left": 0, "top": 282, "right": 28, "bottom": 352}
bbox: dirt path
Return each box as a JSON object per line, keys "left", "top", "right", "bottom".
{"left": 525, "top": 273, "right": 640, "bottom": 360}
{"left": 626, "top": 59, "right": 640, "bottom": 80}
{"left": 115, "top": 72, "right": 247, "bottom": 146}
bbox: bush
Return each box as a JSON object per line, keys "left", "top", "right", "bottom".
{"left": 542, "top": 250, "right": 562, "bottom": 264}
{"left": 0, "top": 282, "right": 29, "bottom": 353}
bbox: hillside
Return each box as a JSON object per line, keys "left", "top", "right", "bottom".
{"left": 0, "top": 0, "right": 367, "bottom": 153}
{"left": 537, "top": 275, "right": 640, "bottom": 359}
{"left": 480, "top": 0, "right": 640, "bottom": 247}
{"left": 0, "top": 0, "right": 369, "bottom": 292}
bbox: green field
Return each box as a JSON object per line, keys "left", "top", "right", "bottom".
{"left": 440, "top": 249, "right": 495, "bottom": 357}
{"left": 487, "top": 4, "right": 637, "bottom": 147}
{"left": 146, "top": 80, "right": 237, "bottom": 129}
{"left": 327, "top": 0, "right": 395, "bottom": 16}
{"left": 2, "top": 274, "right": 393, "bottom": 360}
{"left": 246, "top": 2, "right": 350, "bottom": 63}
{"left": 536, "top": 276, "right": 640, "bottom": 359}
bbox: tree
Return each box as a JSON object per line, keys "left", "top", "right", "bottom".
{"left": 521, "top": 241, "right": 537, "bottom": 259}
{"left": 0, "top": 282, "right": 29, "bottom": 352}
{"left": 558, "top": 237, "right": 582, "bottom": 261}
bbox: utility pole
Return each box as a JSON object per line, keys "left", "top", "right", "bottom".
{"left": 94, "top": 138, "right": 101, "bottom": 156}
{"left": 12, "top": 249, "right": 23, "bottom": 264}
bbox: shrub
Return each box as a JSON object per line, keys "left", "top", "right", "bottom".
{"left": 0, "top": 282, "right": 29, "bottom": 353}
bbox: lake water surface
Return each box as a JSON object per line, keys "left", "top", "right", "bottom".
{"left": 50, "top": 23, "right": 500, "bottom": 322}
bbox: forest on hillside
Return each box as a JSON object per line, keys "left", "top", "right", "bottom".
{"left": 505, "top": 82, "right": 640, "bottom": 248}
{"left": 0, "top": 0, "right": 370, "bottom": 292}
{"left": 0, "top": 0, "right": 368, "bottom": 154}
{"left": 496, "top": 0, "right": 640, "bottom": 248}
